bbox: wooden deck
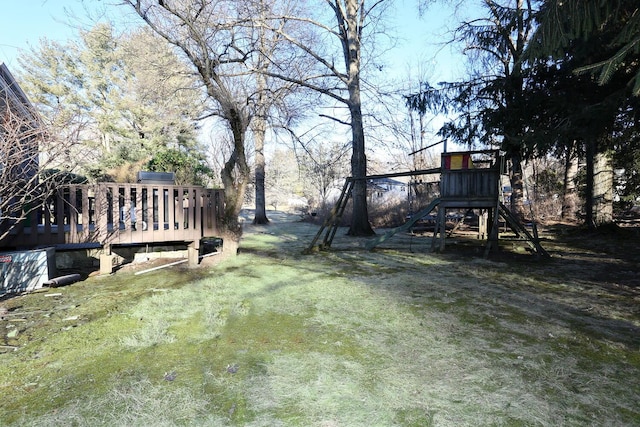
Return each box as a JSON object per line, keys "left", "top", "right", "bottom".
{"left": 0, "top": 183, "right": 224, "bottom": 250}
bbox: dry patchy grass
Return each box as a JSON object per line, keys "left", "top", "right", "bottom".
{"left": 1, "top": 214, "right": 638, "bottom": 426}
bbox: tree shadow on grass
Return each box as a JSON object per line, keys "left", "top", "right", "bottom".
{"left": 237, "top": 218, "right": 640, "bottom": 351}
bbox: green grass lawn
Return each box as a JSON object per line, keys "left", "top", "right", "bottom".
{"left": 1, "top": 217, "right": 639, "bottom": 426}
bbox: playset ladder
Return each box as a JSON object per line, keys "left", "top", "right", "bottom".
{"left": 497, "top": 202, "right": 550, "bottom": 257}
{"left": 305, "top": 178, "right": 353, "bottom": 252}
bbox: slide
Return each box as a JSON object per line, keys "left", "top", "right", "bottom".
{"left": 366, "top": 198, "right": 441, "bottom": 250}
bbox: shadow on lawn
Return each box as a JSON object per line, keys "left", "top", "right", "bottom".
{"left": 238, "top": 217, "right": 640, "bottom": 351}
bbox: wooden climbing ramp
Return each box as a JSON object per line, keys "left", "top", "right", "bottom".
{"left": 365, "top": 198, "right": 441, "bottom": 250}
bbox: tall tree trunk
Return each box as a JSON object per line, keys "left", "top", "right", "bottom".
{"left": 531, "top": 157, "right": 538, "bottom": 203}
{"left": 343, "top": 0, "right": 373, "bottom": 237}
{"left": 348, "top": 101, "right": 373, "bottom": 236}
{"left": 220, "top": 108, "right": 251, "bottom": 251}
{"left": 253, "top": 129, "right": 269, "bottom": 224}
{"left": 252, "top": 76, "right": 269, "bottom": 225}
{"left": 509, "top": 152, "right": 526, "bottom": 220}
{"left": 593, "top": 149, "right": 614, "bottom": 225}
{"left": 561, "top": 143, "right": 579, "bottom": 220}
{"left": 253, "top": 3, "right": 270, "bottom": 225}
{"left": 584, "top": 137, "right": 596, "bottom": 229}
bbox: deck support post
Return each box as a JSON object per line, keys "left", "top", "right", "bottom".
{"left": 99, "top": 244, "right": 114, "bottom": 275}
{"left": 187, "top": 241, "right": 199, "bottom": 267}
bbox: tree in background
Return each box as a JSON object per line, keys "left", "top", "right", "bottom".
{"left": 18, "top": 23, "right": 208, "bottom": 184}
{"left": 383, "top": 65, "right": 440, "bottom": 174}
{"left": 261, "top": 0, "right": 394, "bottom": 236}
{"left": 532, "top": 0, "right": 640, "bottom": 95}
{"left": 408, "top": 0, "right": 536, "bottom": 219}
{"left": 263, "top": 149, "right": 302, "bottom": 211}
{"left": 117, "top": 26, "right": 213, "bottom": 184}
{"left": 527, "top": 0, "right": 640, "bottom": 226}
{"left": 146, "top": 146, "right": 212, "bottom": 186}
{"left": 247, "top": 0, "right": 305, "bottom": 225}
{"left": 296, "top": 138, "right": 351, "bottom": 211}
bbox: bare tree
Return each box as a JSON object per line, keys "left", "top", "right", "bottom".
{"left": 259, "top": 0, "right": 392, "bottom": 236}
{"left": 123, "top": 1, "right": 306, "bottom": 249}
{"left": 300, "top": 140, "right": 351, "bottom": 210}
{"left": 122, "top": 0, "right": 262, "bottom": 250}
{"left": 287, "top": 124, "right": 352, "bottom": 211}
{"left": 382, "top": 66, "right": 441, "bottom": 173}
{"left": 244, "top": 0, "right": 318, "bottom": 225}
{"left": 247, "top": 0, "right": 299, "bottom": 224}
{"left": 0, "top": 71, "right": 82, "bottom": 244}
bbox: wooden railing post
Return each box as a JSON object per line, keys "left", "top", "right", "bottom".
{"left": 167, "top": 187, "right": 176, "bottom": 241}
{"left": 68, "top": 185, "right": 78, "bottom": 243}
{"left": 194, "top": 188, "right": 203, "bottom": 237}
{"left": 134, "top": 184, "right": 144, "bottom": 239}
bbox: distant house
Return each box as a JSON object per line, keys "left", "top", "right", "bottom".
{"left": 368, "top": 177, "right": 407, "bottom": 199}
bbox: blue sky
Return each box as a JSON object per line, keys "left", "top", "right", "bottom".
{"left": 0, "top": 0, "right": 139, "bottom": 69}
{"left": 0, "top": 0, "right": 469, "bottom": 82}
{"left": 0, "top": 0, "right": 471, "bottom": 158}
{"left": 1, "top": 0, "right": 84, "bottom": 67}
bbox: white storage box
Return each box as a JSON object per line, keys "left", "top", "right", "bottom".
{"left": 0, "top": 247, "right": 56, "bottom": 294}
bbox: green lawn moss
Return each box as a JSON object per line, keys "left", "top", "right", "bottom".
{"left": 1, "top": 218, "right": 639, "bottom": 425}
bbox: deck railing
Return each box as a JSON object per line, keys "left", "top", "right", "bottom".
{"left": 1, "top": 183, "right": 224, "bottom": 249}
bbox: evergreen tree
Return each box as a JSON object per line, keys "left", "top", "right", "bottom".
{"left": 17, "top": 23, "right": 209, "bottom": 183}
{"left": 408, "top": 0, "right": 536, "bottom": 219}
{"left": 527, "top": 0, "right": 640, "bottom": 226}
